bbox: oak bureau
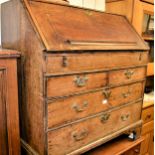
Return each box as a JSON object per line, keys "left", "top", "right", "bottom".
{"left": 1, "top": 0, "right": 149, "bottom": 154}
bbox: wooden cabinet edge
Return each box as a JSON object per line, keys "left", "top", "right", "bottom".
{"left": 147, "top": 62, "right": 154, "bottom": 76}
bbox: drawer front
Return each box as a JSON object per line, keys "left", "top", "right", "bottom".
{"left": 122, "top": 144, "right": 141, "bottom": 155}
{"left": 46, "top": 52, "right": 148, "bottom": 74}
{"left": 109, "top": 67, "right": 146, "bottom": 85}
{"left": 142, "top": 106, "right": 154, "bottom": 124}
{"left": 46, "top": 72, "right": 107, "bottom": 98}
{"left": 142, "top": 120, "right": 154, "bottom": 135}
{"left": 48, "top": 82, "right": 143, "bottom": 128}
{"left": 47, "top": 102, "right": 142, "bottom": 155}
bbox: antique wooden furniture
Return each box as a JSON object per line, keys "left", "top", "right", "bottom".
{"left": 84, "top": 135, "right": 145, "bottom": 155}
{"left": 106, "top": 0, "right": 154, "bottom": 77}
{"left": 0, "top": 50, "right": 20, "bottom": 155}
{"left": 132, "top": 0, "right": 154, "bottom": 77}
{"left": 106, "top": 0, "right": 154, "bottom": 24}
{"left": 106, "top": 0, "right": 134, "bottom": 22}
{"left": 2, "top": 0, "right": 148, "bottom": 154}
{"left": 140, "top": 102, "right": 154, "bottom": 155}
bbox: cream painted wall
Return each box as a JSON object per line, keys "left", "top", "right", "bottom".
{"left": 69, "top": 0, "right": 105, "bottom": 11}
{"left": 0, "top": 0, "right": 11, "bottom": 45}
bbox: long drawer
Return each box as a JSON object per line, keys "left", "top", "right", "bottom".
{"left": 48, "top": 82, "right": 144, "bottom": 129}
{"left": 47, "top": 102, "right": 142, "bottom": 155}
{"left": 46, "top": 52, "right": 148, "bottom": 74}
{"left": 46, "top": 67, "right": 145, "bottom": 98}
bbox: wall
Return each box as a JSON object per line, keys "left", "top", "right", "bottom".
{"left": 0, "top": 0, "right": 11, "bottom": 45}
{"left": 69, "top": 0, "right": 105, "bottom": 11}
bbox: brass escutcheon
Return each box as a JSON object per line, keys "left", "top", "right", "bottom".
{"left": 122, "top": 90, "right": 131, "bottom": 98}
{"left": 121, "top": 114, "right": 130, "bottom": 121}
{"left": 124, "top": 70, "right": 134, "bottom": 79}
{"left": 72, "top": 129, "right": 88, "bottom": 141}
{"left": 62, "top": 56, "right": 68, "bottom": 67}
{"left": 102, "top": 90, "right": 111, "bottom": 99}
{"left": 74, "top": 75, "right": 88, "bottom": 87}
{"left": 100, "top": 113, "right": 111, "bottom": 123}
{"left": 72, "top": 101, "right": 88, "bottom": 113}
{"left": 85, "top": 10, "right": 93, "bottom": 16}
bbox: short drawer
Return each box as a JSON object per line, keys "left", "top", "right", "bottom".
{"left": 46, "top": 72, "right": 107, "bottom": 98}
{"left": 47, "top": 102, "right": 142, "bottom": 155}
{"left": 48, "top": 82, "right": 143, "bottom": 128}
{"left": 46, "top": 52, "right": 148, "bottom": 74}
{"left": 109, "top": 67, "right": 146, "bottom": 86}
{"left": 142, "top": 106, "right": 154, "bottom": 124}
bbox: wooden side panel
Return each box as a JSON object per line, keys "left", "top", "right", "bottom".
{"left": 2, "top": 0, "right": 46, "bottom": 154}
{"left": 0, "top": 71, "right": 8, "bottom": 155}
{"left": 0, "top": 59, "right": 20, "bottom": 155}
{"left": 19, "top": 6, "right": 46, "bottom": 155}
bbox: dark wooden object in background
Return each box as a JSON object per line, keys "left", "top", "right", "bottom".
{"left": 0, "top": 50, "right": 20, "bottom": 155}
{"left": 84, "top": 135, "right": 144, "bottom": 155}
{"left": 1, "top": 0, "right": 149, "bottom": 154}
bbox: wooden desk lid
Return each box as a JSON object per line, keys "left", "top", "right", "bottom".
{"left": 24, "top": 0, "right": 149, "bottom": 51}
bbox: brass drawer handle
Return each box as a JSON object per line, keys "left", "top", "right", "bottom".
{"left": 101, "top": 113, "right": 111, "bottom": 123}
{"left": 121, "top": 114, "right": 130, "bottom": 121}
{"left": 124, "top": 70, "right": 134, "bottom": 79}
{"left": 72, "top": 101, "right": 88, "bottom": 113}
{"left": 74, "top": 76, "right": 88, "bottom": 87}
{"left": 72, "top": 129, "right": 88, "bottom": 141}
{"left": 122, "top": 90, "right": 131, "bottom": 98}
{"left": 103, "top": 90, "right": 111, "bottom": 99}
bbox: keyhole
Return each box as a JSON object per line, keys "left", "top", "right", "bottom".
{"left": 139, "top": 53, "right": 142, "bottom": 61}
